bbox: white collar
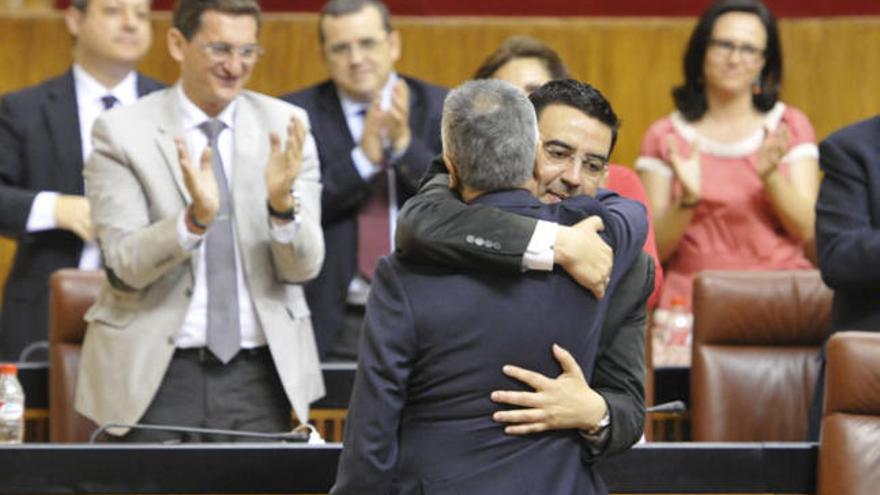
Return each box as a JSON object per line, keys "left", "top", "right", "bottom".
{"left": 72, "top": 64, "right": 139, "bottom": 105}
{"left": 338, "top": 72, "right": 399, "bottom": 117}
{"left": 175, "top": 83, "right": 237, "bottom": 132}
{"left": 670, "top": 102, "right": 786, "bottom": 157}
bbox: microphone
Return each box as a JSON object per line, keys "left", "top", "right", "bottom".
{"left": 646, "top": 400, "right": 687, "bottom": 414}
{"left": 89, "top": 423, "right": 312, "bottom": 444}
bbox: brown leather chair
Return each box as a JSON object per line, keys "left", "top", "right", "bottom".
{"left": 817, "top": 331, "right": 880, "bottom": 495}
{"left": 49, "top": 269, "right": 105, "bottom": 442}
{"left": 690, "top": 270, "right": 833, "bottom": 441}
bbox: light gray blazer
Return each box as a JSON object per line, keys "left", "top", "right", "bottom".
{"left": 75, "top": 86, "right": 325, "bottom": 431}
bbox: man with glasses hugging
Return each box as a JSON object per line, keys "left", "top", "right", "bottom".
{"left": 395, "top": 79, "right": 654, "bottom": 459}
{"left": 76, "top": 0, "right": 325, "bottom": 442}
{"left": 282, "top": 0, "right": 447, "bottom": 361}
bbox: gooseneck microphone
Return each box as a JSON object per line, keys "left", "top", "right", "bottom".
{"left": 645, "top": 400, "right": 687, "bottom": 414}
{"left": 89, "top": 423, "right": 312, "bottom": 444}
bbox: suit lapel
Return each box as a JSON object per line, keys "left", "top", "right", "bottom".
{"left": 153, "top": 87, "right": 190, "bottom": 205}
{"left": 231, "top": 94, "right": 263, "bottom": 218}
{"left": 45, "top": 71, "right": 85, "bottom": 194}
{"left": 316, "top": 83, "right": 355, "bottom": 154}
{"left": 135, "top": 72, "right": 163, "bottom": 97}
{"left": 405, "top": 76, "right": 424, "bottom": 133}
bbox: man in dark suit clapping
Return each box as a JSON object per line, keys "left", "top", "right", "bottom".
{"left": 281, "top": 0, "right": 446, "bottom": 360}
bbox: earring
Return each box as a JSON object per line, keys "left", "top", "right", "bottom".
{"left": 752, "top": 77, "right": 763, "bottom": 95}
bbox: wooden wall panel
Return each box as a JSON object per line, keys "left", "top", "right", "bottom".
{"left": 1, "top": 12, "right": 879, "bottom": 295}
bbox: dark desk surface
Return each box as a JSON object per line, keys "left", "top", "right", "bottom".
{"left": 0, "top": 442, "right": 816, "bottom": 494}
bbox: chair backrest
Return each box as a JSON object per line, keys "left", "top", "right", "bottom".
{"left": 817, "top": 331, "right": 880, "bottom": 495}
{"left": 49, "top": 269, "right": 105, "bottom": 442}
{"left": 690, "top": 270, "right": 833, "bottom": 441}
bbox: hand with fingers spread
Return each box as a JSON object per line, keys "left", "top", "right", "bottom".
{"left": 266, "top": 115, "right": 306, "bottom": 215}
{"left": 360, "top": 96, "right": 387, "bottom": 166}
{"left": 55, "top": 194, "right": 95, "bottom": 241}
{"left": 176, "top": 137, "right": 219, "bottom": 233}
{"left": 757, "top": 122, "right": 789, "bottom": 180}
{"left": 554, "top": 215, "right": 613, "bottom": 299}
{"left": 491, "top": 343, "right": 608, "bottom": 435}
{"left": 665, "top": 135, "right": 701, "bottom": 205}
{"left": 386, "top": 79, "right": 411, "bottom": 155}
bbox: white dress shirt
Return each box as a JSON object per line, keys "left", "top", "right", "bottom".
{"left": 172, "top": 85, "right": 299, "bottom": 349}
{"left": 25, "top": 65, "right": 139, "bottom": 270}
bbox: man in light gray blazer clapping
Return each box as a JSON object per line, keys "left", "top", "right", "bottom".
{"left": 75, "top": 0, "right": 325, "bottom": 442}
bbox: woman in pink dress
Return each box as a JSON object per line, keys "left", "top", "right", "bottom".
{"left": 637, "top": 0, "right": 819, "bottom": 313}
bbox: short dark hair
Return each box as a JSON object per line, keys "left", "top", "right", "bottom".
{"left": 318, "top": 0, "right": 392, "bottom": 45}
{"left": 473, "top": 35, "right": 569, "bottom": 81}
{"left": 173, "top": 0, "right": 261, "bottom": 41}
{"left": 529, "top": 79, "right": 621, "bottom": 156}
{"left": 70, "top": 0, "right": 154, "bottom": 12}
{"left": 673, "top": 0, "right": 782, "bottom": 121}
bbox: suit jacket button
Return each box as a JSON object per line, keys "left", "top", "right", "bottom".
{"left": 475, "top": 237, "right": 485, "bottom": 246}
{"left": 184, "top": 287, "right": 193, "bottom": 297}
{"left": 466, "top": 235, "right": 475, "bottom": 243}
{"left": 166, "top": 336, "right": 175, "bottom": 345}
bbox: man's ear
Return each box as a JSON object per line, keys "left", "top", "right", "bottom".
{"left": 167, "top": 28, "right": 187, "bottom": 63}
{"left": 65, "top": 6, "right": 83, "bottom": 38}
{"left": 442, "top": 153, "right": 458, "bottom": 190}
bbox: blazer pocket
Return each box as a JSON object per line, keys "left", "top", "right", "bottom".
{"left": 284, "top": 296, "right": 311, "bottom": 320}
{"left": 84, "top": 303, "right": 134, "bottom": 329}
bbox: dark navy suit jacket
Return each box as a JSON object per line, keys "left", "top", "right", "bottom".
{"left": 281, "top": 76, "right": 446, "bottom": 356}
{"left": 332, "top": 188, "right": 647, "bottom": 494}
{"left": 816, "top": 115, "right": 880, "bottom": 332}
{"left": 0, "top": 70, "right": 163, "bottom": 359}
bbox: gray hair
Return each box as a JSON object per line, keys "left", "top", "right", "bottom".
{"left": 441, "top": 79, "right": 538, "bottom": 192}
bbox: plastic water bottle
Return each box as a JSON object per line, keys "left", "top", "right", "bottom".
{"left": 0, "top": 363, "right": 25, "bottom": 443}
{"left": 666, "top": 296, "right": 692, "bottom": 349}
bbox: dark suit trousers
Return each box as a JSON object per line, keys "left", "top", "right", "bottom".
{"left": 110, "top": 347, "right": 291, "bottom": 443}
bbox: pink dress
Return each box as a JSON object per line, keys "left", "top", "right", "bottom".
{"left": 635, "top": 102, "right": 818, "bottom": 311}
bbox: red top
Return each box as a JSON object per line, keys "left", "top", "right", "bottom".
{"left": 606, "top": 164, "right": 664, "bottom": 310}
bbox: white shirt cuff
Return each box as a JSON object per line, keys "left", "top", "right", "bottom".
{"left": 522, "top": 220, "right": 558, "bottom": 271}
{"left": 269, "top": 215, "right": 301, "bottom": 243}
{"left": 176, "top": 210, "right": 203, "bottom": 251}
{"left": 26, "top": 191, "right": 60, "bottom": 232}
{"left": 351, "top": 146, "right": 382, "bottom": 180}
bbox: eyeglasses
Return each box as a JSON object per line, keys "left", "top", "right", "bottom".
{"left": 707, "top": 38, "right": 766, "bottom": 64}
{"left": 541, "top": 141, "right": 608, "bottom": 176}
{"left": 326, "top": 36, "right": 388, "bottom": 59}
{"left": 197, "top": 41, "right": 264, "bottom": 64}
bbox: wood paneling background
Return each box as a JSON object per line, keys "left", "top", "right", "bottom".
{"left": 1, "top": 11, "right": 879, "bottom": 298}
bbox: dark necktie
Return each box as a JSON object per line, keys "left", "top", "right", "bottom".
{"left": 100, "top": 94, "right": 118, "bottom": 110}
{"left": 355, "top": 108, "right": 391, "bottom": 280}
{"left": 199, "top": 119, "right": 241, "bottom": 363}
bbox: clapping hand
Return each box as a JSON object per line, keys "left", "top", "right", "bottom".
{"left": 666, "top": 135, "right": 701, "bottom": 204}
{"left": 176, "top": 137, "right": 219, "bottom": 231}
{"left": 757, "top": 123, "right": 789, "bottom": 179}
{"left": 265, "top": 115, "right": 306, "bottom": 215}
